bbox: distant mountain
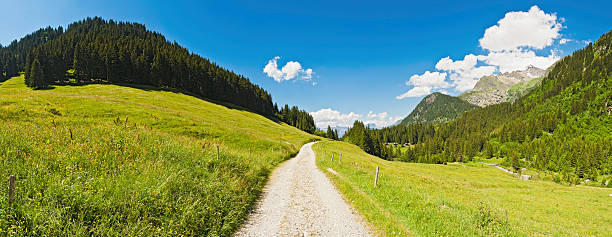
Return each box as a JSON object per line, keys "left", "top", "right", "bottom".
{"left": 459, "top": 65, "right": 546, "bottom": 107}
{"left": 399, "top": 92, "right": 478, "bottom": 125}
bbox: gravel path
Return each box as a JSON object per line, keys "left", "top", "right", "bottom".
{"left": 236, "top": 142, "right": 372, "bottom": 237}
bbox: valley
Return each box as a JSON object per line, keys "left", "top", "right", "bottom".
{"left": 0, "top": 4, "right": 610, "bottom": 236}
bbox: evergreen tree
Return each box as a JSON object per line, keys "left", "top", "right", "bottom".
{"left": 29, "top": 58, "right": 46, "bottom": 88}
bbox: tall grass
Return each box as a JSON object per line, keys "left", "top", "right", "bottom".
{"left": 313, "top": 141, "right": 612, "bottom": 236}
{"left": 0, "top": 75, "right": 315, "bottom": 236}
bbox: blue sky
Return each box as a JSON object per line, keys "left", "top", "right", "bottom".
{"left": 1, "top": 0, "right": 610, "bottom": 128}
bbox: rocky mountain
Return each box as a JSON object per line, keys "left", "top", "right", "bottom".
{"left": 399, "top": 92, "right": 478, "bottom": 125}
{"left": 459, "top": 65, "right": 546, "bottom": 107}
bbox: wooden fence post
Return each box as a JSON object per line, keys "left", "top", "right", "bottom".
{"left": 216, "top": 145, "right": 219, "bottom": 160}
{"left": 374, "top": 166, "right": 379, "bottom": 188}
{"left": 339, "top": 153, "right": 341, "bottom": 165}
{"left": 8, "top": 175, "right": 15, "bottom": 203}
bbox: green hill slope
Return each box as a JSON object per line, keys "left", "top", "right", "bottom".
{"left": 404, "top": 30, "right": 612, "bottom": 181}
{"left": 313, "top": 140, "right": 612, "bottom": 236}
{"left": 0, "top": 75, "right": 315, "bottom": 236}
{"left": 400, "top": 92, "right": 478, "bottom": 125}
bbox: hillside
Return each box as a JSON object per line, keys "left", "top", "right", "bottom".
{"left": 401, "top": 30, "right": 612, "bottom": 183}
{"left": 0, "top": 75, "right": 315, "bottom": 235}
{"left": 0, "top": 17, "right": 317, "bottom": 134}
{"left": 313, "top": 140, "right": 612, "bottom": 236}
{"left": 399, "top": 92, "right": 478, "bottom": 125}
{"left": 459, "top": 65, "right": 546, "bottom": 107}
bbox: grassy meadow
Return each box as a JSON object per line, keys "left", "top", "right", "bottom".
{"left": 313, "top": 140, "right": 612, "bottom": 236}
{"left": 0, "top": 75, "right": 315, "bottom": 236}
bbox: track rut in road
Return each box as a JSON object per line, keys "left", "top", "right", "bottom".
{"left": 236, "top": 142, "right": 372, "bottom": 237}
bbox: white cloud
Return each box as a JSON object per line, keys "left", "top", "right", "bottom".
{"left": 263, "top": 56, "right": 283, "bottom": 82}
{"left": 406, "top": 71, "right": 449, "bottom": 88}
{"left": 435, "top": 54, "right": 497, "bottom": 92}
{"left": 281, "top": 61, "right": 302, "bottom": 80}
{"left": 310, "top": 108, "right": 400, "bottom": 128}
{"left": 449, "top": 75, "right": 480, "bottom": 92}
{"left": 479, "top": 5, "right": 562, "bottom": 52}
{"left": 396, "top": 86, "right": 432, "bottom": 99}
{"left": 397, "top": 5, "right": 568, "bottom": 98}
{"left": 435, "top": 54, "right": 478, "bottom": 72}
{"left": 365, "top": 111, "right": 402, "bottom": 128}
{"left": 263, "top": 56, "right": 314, "bottom": 83}
{"left": 396, "top": 71, "right": 449, "bottom": 99}
{"left": 302, "top": 68, "right": 313, "bottom": 79}
{"left": 482, "top": 49, "right": 559, "bottom": 73}
{"left": 310, "top": 108, "right": 361, "bottom": 128}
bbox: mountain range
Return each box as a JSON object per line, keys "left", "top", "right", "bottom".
{"left": 459, "top": 65, "right": 546, "bottom": 107}
{"left": 398, "top": 65, "right": 548, "bottom": 126}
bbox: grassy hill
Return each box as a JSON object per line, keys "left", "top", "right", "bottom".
{"left": 313, "top": 140, "right": 612, "bottom": 236}
{"left": 506, "top": 76, "right": 544, "bottom": 102}
{"left": 400, "top": 92, "right": 477, "bottom": 125}
{"left": 0, "top": 75, "right": 315, "bottom": 236}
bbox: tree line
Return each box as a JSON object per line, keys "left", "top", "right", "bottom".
{"left": 276, "top": 104, "right": 316, "bottom": 134}
{"left": 0, "top": 27, "right": 63, "bottom": 81}
{"left": 346, "top": 30, "right": 612, "bottom": 184}
{"left": 21, "top": 17, "right": 276, "bottom": 116}
{"left": 0, "top": 17, "right": 317, "bottom": 134}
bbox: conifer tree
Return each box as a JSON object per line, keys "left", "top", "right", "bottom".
{"left": 29, "top": 58, "right": 46, "bottom": 88}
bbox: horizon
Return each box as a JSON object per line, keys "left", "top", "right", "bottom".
{"left": 1, "top": 0, "right": 610, "bottom": 128}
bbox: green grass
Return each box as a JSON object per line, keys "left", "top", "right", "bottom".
{"left": 507, "top": 77, "right": 544, "bottom": 101}
{"left": 313, "top": 140, "right": 612, "bottom": 236}
{"left": 0, "top": 75, "right": 316, "bottom": 236}
{"left": 385, "top": 144, "right": 410, "bottom": 156}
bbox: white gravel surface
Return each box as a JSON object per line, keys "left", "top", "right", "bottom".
{"left": 235, "top": 142, "right": 372, "bottom": 237}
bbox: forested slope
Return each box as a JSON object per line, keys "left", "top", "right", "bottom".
{"left": 400, "top": 92, "right": 478, "bottom": 125}
{"left": 0, "top": 27, "right": 63, "bottom": 80}
{"left": 401, "top": 30, "right": 612, "bottom": 183}
{"left": 0, "top": 17, "right": 316, "bottom": 133}
{"left": 20, "top": 17, "right": 275, "bottom": 116}
{"left": 344, "top": 30, "right": 611, "bottom": 185}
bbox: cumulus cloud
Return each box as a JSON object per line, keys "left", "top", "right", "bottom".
{"left": 263, "top": 56, "right": 283, "bottom": 82}
{"left": 435, "top": 54, "right": 496, "bottom": 92}
{"left": 310, "top": 108, "right": 400, "bottom": 128}
{"left": 310, "top": 108, "right": 361, "bottom": 128}
{"left": 365, "top": 111, "right": 402, "bottom": 128}
{"left": 396, "top": 86, "right": 432, "bottom": 99}
{"left": 406, "top": 71, "right": 449, "bottom": 88}
{"left": 482, "top": 49, "right": 559, "bottom": 73}
{"left": 396, "top": 71, "right": 449, "bottom": 98}
{"left": 263, "top": 56, "right": 314, "bottom": 82}
{"left": 479, "top": 5, "right": 562, "bottom": 51}
{"left": 397, "top": 5, "right": 567, "bottom": 99}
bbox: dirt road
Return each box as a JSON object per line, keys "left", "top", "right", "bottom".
{"left": 236, "top": 142, "right": 372, "bottom": 236}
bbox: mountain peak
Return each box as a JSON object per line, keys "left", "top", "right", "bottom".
{"left": 459, "top": 65, "right": 547, "bottom": 107}
{"left": 399, "top": 92, "right": 477, "bottom": 125}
